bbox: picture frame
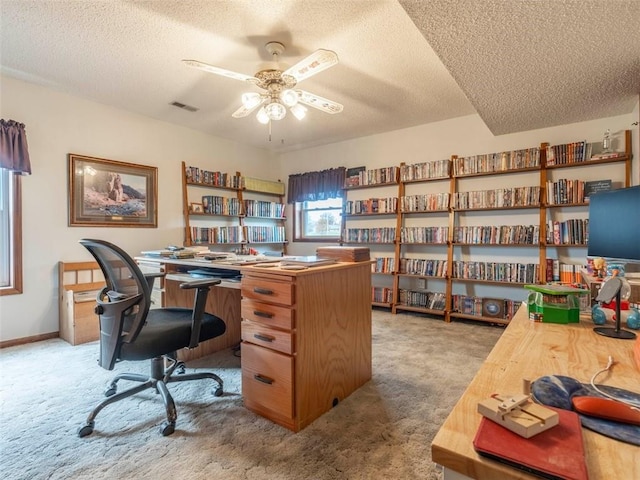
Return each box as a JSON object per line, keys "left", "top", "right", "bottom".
{"left": 190, "top": 202, "right": 204, "bottom": 214}
{"left": 68, "top": 154, "right": 158, "bottom": 227}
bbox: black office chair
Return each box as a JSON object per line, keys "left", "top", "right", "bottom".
{"left": 77, "top": 239, "right": 227, "bottom": 437}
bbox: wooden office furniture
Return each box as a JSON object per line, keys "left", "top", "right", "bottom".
{"left": 240, "top": 262, "right": 372, "bottom": 432}
{"left": 136, "top": 256, "right": 373, "bottom": 431}
{"left": 140, "top": 257, "right": 243, "bottom": 362}
{"left": 58, "top": 261, "right": 104, "bottom": 345}
{"left": 341, "top": 130, "right": 633, "bottom": 326}
{"left": 432, "top": 303, "right": 640, "bottom": 480}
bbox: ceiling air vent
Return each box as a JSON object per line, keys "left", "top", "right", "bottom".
{"left": 170, "top": 101, "right": 199, "bottom": 112}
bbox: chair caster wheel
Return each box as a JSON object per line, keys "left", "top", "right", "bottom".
{"left": 78, "top": 422, "right": 94, "bottom": 438}
{"left": 213, "top": 387, "right": 223, "bottom": 397}
{"left": 104, "top": 386, "right": 117, "bottom": 397}
{"left": 160, "top": 421, "right": 175, "bottom": 436}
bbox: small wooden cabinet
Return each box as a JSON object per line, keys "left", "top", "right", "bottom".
{"left": 240, "top": 262, "right": 372, "bottom": 432}
{"left": 58, "top": 261, "right": 104, "bottom": 345}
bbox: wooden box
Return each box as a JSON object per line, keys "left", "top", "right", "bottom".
{"left": 58, "top": 261, "right": 104, "bottom": 345}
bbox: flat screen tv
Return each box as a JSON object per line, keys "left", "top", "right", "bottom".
{"left": 588, "top": 185, "right": 640, "bottom": 263}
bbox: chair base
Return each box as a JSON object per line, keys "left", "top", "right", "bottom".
{"left": 78, "top": 355, "right": 223, "bottom": 437}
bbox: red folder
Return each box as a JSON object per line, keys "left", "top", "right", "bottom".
{"left": 473, "top": 406, "right": 588, "bottom": 480}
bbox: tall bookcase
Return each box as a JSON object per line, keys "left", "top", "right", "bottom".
{"left": 340, "top": 130, "right": 632, "bottom": 325}
{"left": 181, "top": 161, "right": 287, "bottom": 254}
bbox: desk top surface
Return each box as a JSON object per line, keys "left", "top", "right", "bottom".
{"left": 135, "top": 255, "right": 371, "bottom": 278}
{"left": 432, "top": 304, "right": 640, "bottom": 480}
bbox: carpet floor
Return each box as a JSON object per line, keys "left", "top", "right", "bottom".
{"left": 0, "top": 309, "right": 503, "bottom": 480}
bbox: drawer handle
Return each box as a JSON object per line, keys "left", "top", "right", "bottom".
{"left": 254, "top": 333, "right": 274, "bottom": 343}
{"left": 254, "top": 374, "right": 274, "bottom": 385}
{"left": 253, "top": 287, "right": 273, "bottom": 295}
{"left": 254, "top": 310, "right": 274, "bottom": 319}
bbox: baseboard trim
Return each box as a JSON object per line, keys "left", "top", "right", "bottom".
{"left": 0, "top": 331, "right": 59, "bottom": 348}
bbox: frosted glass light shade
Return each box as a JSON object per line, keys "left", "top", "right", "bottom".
{"left": 290, "top": 103, "right": 307, "bottom": 120}
{"left": 280, "top": 89, "right": 298, "bottom": 107}
{"left": 265, "top": 102, "right": 286, "bottom": 120}
{"left": 256, "top": 106, "right": 270, "bottom": 124}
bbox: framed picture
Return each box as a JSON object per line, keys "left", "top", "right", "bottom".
{"left": 68, "top": 154, "right": 158, "bottom": 227}
{"left": 190, "top": 202, "right": 204, "bottom": 214}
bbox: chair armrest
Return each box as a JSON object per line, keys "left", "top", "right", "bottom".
{"left": 179, "top": 278, "right": 221, "bottom": 348}
{"left": 143, "top": 271, "right": 165, "bottom": 291}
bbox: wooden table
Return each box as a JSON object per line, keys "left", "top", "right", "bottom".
{"left": 432, "top": 304, "right": 640, "bottom": 480}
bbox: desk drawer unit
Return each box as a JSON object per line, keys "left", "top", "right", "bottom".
{"left": 242, "top": 319, "right": 294, "bottom": 355}
{"left": 241, "top": 341, "right": 294, "bottom": 420}
{"left": 241, "top": 298, "right": 294, "bottom": 330}
{"left": 241, "top": 274, "right": 294, "bottom": 306}
{"left": 241, "top": 272, "right": 296, "bottom": 426}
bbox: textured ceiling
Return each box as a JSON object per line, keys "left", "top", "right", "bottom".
{"left": 1, "top": 1, "right": 638, "bottom": 153}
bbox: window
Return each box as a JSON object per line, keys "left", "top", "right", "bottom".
{"left": 294, "top": 198, "right": 342, "bottom": 241}
{"left": 0, "top": 168, "right": 22, "bottom": 295}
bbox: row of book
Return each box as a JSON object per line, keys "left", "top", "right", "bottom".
{"left": 451, "top": 261, "right": 539, "bottom": 284}
{"left": 190, "top": 225, "right": 285, "bottom": 244}
{"left": 400, "top": 160, "right": 450, "bottom": 182}
{"left": 191, "top": 226, "right": 243, "bottom": 244}
{"left": 244, "top": 225, "right": 286, "bottom": 243}
{"left": 453, "top": 186, "right": 540, "bottom": 209}
{"left": 545, "top": 219, "right": 589, "bottom": 245}
{"left": 544, "top": 259, "right": 583, "bottom": 283}
{"left": 201, "top": 196, "right": 241, "bottom": 215}
{"left": 398, "top": 290, "right": 446, "bottom": 310}
{"left": 545, "top": 141, "right": 593, "bottom": 166}
{"left": 372, "top": 286, "right": 393, "bottom": 304}
{"left": 345, "top": 197, "right": 397, "bottom": 215}
{"left": 372, "top": 257, "right": 395, "bottom": 274}
{"left": 399, "top": 258, "right": 447, "bottom": 277}
{"left": 185, "top": 166, "right": 242, "bottom": 188}
{"left": 452, "top": 225, "right": 540, "bottom": 245}
{"left": 545, "top": 178, "right": 587, "bottom": 205}
{"left": 401, "top": 193, "right": 450, "bottom": 212}
{"left": 452, "top": 147, "right": 540, "bottom": 176}
{"left": 451, "top": 295, "right": 520, "bottom": 320}
{"left": 346, "top": 166, "right": 399, "bottom": 187}
{"left": 243, "top": 200, "right": 285, "bottom": 218}
{"left": 345, "top": 228, "right": 396, "bottom": 243}
{"left": 400, "top": 226, "right": 448, "bottom": 244}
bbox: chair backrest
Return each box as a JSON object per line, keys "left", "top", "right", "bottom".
{"left": 79, "top": 239, "right": 151, "bottom": 369}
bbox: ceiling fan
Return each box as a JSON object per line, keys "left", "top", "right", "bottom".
{"left": 182, "top": 41, "right": 343, "bottom": 124}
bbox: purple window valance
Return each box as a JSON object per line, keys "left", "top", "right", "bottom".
{"left": 287, "top": 167, "right": 346, "bottom": 204}
{"left": 0, "top": 119, "right": 32, "bottom": 175}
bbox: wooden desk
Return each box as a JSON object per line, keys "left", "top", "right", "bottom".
{"left": 135, "top": 257, "right": 373, "bottom": 432}
{"left": 432, "top": 304, "right": 640, "bottom": 480}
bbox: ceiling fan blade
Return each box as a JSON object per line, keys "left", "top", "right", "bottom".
{"left": 297, "top": 90, "right": 343, "bottom": 114}
{"left": 231, "top": 96, "right": 267, "bottom": 118}
{"left": 283, "top": 49, "right": 338, "bottom": 83}
{"left": 182, "top": 59, "right": 259, "bottom": 84}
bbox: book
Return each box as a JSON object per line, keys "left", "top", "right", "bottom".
{"left": 280, "top": 256, "right": 336, "bottom": 267}
{"left": 473, "top": 406, "right": 588, "bottom": 480}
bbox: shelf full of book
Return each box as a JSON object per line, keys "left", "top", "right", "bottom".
{"left": 181, "top": 161, "right": 287, "bottom": 255}
{"left": 336, "top": 130, "right": 632, "bottom": 325}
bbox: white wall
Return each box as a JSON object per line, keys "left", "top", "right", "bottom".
{"left": 279, "top": 110, "right": 639, "bottom": 256}
{"left": 0, "top": 76, "right": 276, "bottom": 342}
{"left": 1, "top": 74, "right": 638, "bottom": 342}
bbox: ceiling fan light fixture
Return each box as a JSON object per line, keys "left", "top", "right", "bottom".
{"left": 241, "top": 92, "right": 263, "bottom": 109}
{"left": 290, "top": 103, "right": 307, "bottom": 120}
{"left": 256, "top": 107, "right": 270, "bottom": 124}
{"left": 280, "top": 89, "right": 298, "bottom": 107}
{"left": 265, "top": 101, "right": 286, "bottom": 121}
